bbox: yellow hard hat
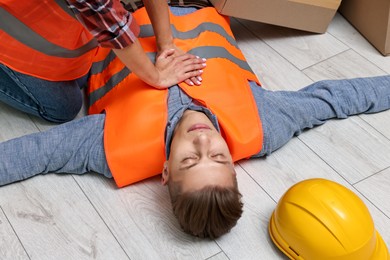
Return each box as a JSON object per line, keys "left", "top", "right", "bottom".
{"left": 269, "top": 178, "right": 389, "bottom": 260}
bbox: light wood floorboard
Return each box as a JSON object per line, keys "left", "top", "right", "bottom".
{"left": 0, "top": 11, "right": 389, "bottom": 259}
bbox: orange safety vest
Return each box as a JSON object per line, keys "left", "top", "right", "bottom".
{"left": 88, "top": 7, "right": 263, "bottom": 187}
{"left": 0, "top": 0, "right": 97, "bottom": 81}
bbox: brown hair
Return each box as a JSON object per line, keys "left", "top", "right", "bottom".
{"left": 168, "top": 177, "right": 243, "bottom": 239}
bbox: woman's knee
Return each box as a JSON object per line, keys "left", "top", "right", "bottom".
{"left": 39, "top": 88, "right": 84, "bottom": 123}
{"left": 0, "top": 64, "right": 85, "bottom": 123}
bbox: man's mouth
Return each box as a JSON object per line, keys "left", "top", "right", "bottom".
{"left": 188, "top": 124, "right": 211, "bottom": 132}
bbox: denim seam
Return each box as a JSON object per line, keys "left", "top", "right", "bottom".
{"left": 0, "top": 64, "right": 47, "bottom": 116}
{"left": 0, "top": 88, "right": 40, "bottom": 112}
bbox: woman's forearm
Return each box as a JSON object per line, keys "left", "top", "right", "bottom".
{"left": 113, "top": 39, "right": 160, "bottom": 86}
{"left": 143, "top": 0, "right": 174, "bottom": 51}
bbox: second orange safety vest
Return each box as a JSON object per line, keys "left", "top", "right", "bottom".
{"left": 88, "top": 7, "right": 263, "bottom": 187}
{"left": 0, "top": 0, "right": 97, "bottom": 81}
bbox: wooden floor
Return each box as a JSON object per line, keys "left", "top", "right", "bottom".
{"left": 1, "top": 12, "right": 390, "bottom": 260}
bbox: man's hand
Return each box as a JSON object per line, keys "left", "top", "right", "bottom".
{"left": 154, "top": 49, "right": 206, "bottom": 89}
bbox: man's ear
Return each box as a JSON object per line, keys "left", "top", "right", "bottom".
{"left": 161, "top": 161, "right": 169, "bottom": 185}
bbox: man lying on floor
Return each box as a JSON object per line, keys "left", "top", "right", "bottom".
{"left": 1, "top": 5, "right": 390, "bottom": 239}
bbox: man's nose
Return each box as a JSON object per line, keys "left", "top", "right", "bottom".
{"left": 193, "top": 132, "right": 210, "bottom": 147}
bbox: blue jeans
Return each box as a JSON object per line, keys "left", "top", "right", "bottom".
{"left": 0, "top": 63, "right": 87, "bottom": 123}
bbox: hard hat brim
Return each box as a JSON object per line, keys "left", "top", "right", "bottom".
{"left": 268, "top": 210, "right": 389, "bottom": 259}
{"left": 269, "top": 211, "right": 301, "bottom": 259}
{"left": 373, "top": 231, "right": 389, "bottom": 260}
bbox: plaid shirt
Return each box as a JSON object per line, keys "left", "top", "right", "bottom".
{"left": 121, "top": 0, "right": 211, "bottom": 12}
{"left": 66, "top": 0, "right": 140, "bottom": 49}
{"left": 66, "top": 0, "right": 211, "bottom": 49}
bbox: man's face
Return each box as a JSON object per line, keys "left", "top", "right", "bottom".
{"left": 162, "top": 110, "right": 236, "bottom": 192}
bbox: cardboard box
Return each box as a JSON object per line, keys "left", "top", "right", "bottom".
{"left": 339, "top": 0, "right": 390, "bottom": 55}
{"left": 209, "top": 0, "right": 342, "bottom": 33}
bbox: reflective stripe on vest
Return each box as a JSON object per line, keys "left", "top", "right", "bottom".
{"left": 0, "top": 0, "right": 97, "bottom": 81}
{"left": 88, "top": 7, "right": 263, "bottom": 187}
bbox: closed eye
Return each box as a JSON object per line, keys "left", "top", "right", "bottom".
{"left": 179, "top": 160, "right": 198, "bottom": 171}
{"left": 211, "top": 153, "right": 226, "bottom": 160}
{"left": 211, "top": 154, "right": 230, "bottom": 164}
{"left": 181, "top": 156, "right": 198, "bottom": 163}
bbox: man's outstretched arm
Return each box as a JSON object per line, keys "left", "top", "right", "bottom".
{"left": 250, "top": 75, "right": 390, "bottom": 157}
{"left": 0, "top": 114, "right": 111, "bottom": 186}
